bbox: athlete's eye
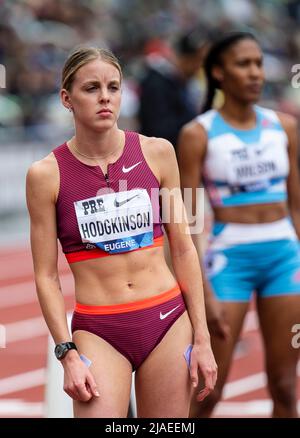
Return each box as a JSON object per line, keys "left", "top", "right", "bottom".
{"left": 236, "top": 60, "right": 249, "bottom": 67}
{"left": 86, "top": 86, "right": 97, "bottom": 92}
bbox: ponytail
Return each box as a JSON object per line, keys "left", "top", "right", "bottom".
{"left": 202, "top": 74, "right": 218, "bottom": 113}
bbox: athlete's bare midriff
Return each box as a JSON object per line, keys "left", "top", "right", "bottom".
{"left": 69, "top": 245, "right": 176, "bottom": 306}
{"left": 213, "top": 201, "right": 288, "bottom": 224}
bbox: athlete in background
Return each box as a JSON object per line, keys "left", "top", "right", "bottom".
{"left": 178, "top": 32, "right": 300, "bottom": 418}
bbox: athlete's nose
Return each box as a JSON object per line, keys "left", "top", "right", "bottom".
{"left": 99, "top": 87, "right": 110, "bottom": 103}
{"left": 249, "top": 62, "right": 262, "bottom": 79}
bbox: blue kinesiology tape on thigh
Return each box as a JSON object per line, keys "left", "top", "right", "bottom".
{"left": 184, "top": 344, "right": 193, "bottom": 369}
{"left": 80, "top": 354, "right": 92, "bottom": 368}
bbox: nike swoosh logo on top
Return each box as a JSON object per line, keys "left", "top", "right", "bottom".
{"left": 122, "top": 162, "right": 142, "bottom": 173}
{"left": 114, "top": 194, "right": 139, "bottom": 208}
{"left": 160, "top": 305, "right": 180, "bottom": 320}
{"left": 255, "top": 142, "right": 272, "bottom": 155}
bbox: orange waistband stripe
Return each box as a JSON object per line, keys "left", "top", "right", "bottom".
{"left": 65, "top": 235, "right": 164, "bottom": 264}
{"left": 74, "top": 284, "right": 181, "bottom": 315}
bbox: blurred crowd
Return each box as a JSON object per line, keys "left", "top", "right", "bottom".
{"left": 1, "top": 0, "right": 300, "bottom": 143}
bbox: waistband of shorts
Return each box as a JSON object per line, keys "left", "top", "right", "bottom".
{"left": 74, "top": 283, "right": 181, "bottom": 315}
{"left": 65, "top": 235, "right": 164, "bottom": 264}
{"left": 209, "top": 216, "right": 297, "bottom": 250}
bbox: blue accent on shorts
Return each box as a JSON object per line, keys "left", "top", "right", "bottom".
{"left": 204, "top": 239, "right": 300, "bottom": 302}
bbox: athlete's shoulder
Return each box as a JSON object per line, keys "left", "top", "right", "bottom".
{"left": 26, "top": 152, "right": 59, "bottom": 199}
{"left": 139, "top": 134, "right": 176, "bottom": 160}
{"left": 276, "top": 111, "right": 298, "bottom": 133}
{"left": 180, "top": 117, "right": 207, "bottom": 141}
{"left": 177, "top": 118, "right": 208, "bottom": 162}
{"left": 27, "top": 152, "right": 57, "bottom": 179}
{"left": 195, "top": 108, "right": 217, "bottom": 129}
{"left": 180, "top": 109, "right": 218, "bottom": 142}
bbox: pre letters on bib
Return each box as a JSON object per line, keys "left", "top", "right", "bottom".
{"left": 74, "top": 189, "right": 153, "bottom": 254}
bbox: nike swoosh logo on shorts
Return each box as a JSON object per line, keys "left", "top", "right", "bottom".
{"left": 114, "top": 194, "right": 139, "bottom": 208}
{"left": 160, "top": 305, "right": 180, "bottom": 320}
{"left": 122, "top": 162, "right": 142, "bottom": 173}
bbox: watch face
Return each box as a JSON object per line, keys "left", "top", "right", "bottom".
{"left": 55, "top": 344, "right": 65, "bottom": 359}
{"left": 55, "top": 342, "right": 76, "bottom": 360}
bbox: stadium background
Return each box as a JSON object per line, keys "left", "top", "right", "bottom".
{"left": 0, "top": 0, "right": 300, "bottom": 417}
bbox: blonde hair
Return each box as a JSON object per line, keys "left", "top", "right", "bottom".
{"left": 62, "top": 46, "right": 123, "bottom": 91}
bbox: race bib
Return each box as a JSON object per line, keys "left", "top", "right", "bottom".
{"left": 226, "top": 143, "right": 277, "bottom": 191}
{"left": 74, "top": 189, "right": 153, "bottom": 254}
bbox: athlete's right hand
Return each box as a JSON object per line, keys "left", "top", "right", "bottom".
{"left": 205, "top": 292, "right": 230, "bottom": 340}
{"left": 61, "top": 350, "right": 100, "bottom": 401}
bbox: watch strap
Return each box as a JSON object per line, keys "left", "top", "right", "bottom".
{"left": 54, "top": 341, "right": 77, "bottom": 360}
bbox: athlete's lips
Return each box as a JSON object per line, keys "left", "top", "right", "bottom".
{"left": 97, "top": 108, "right": 112, "bottom": 115}
{"left": 246, "top": 83, "right": 262, "bottom": 93}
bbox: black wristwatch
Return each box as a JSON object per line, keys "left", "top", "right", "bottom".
{"left": 54, "top": 342, "right": 77, "bottom": 360}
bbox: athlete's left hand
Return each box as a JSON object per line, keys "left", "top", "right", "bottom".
{"left": 189, "top": 342, "right": 218, "bottom": 402}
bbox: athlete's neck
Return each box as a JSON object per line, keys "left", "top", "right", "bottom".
{"left": 72, "top": 127, "right": 124, "bottom": 161}
{"left": 219, "top": 99, "right": 257, "bottom": 129}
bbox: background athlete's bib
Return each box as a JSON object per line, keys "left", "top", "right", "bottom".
{"left": 74, "top": 189, "right": 153, "bottom": 254}
{"left": 226, "top": 143, "right": 279, "bottom": 192}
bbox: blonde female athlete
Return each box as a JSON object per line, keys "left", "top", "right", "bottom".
{"left": 178, "top": 32, "right": 300, "bottom": 418}
{"left": 26, "top": 46, "right": 217, "bottom": 418}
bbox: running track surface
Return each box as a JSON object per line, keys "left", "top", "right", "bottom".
{"left": 0, "top": 245, "right": 299, "bottom": 418}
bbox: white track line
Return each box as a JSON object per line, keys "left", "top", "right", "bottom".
{"left": 215, "top": 400, "right": 300, "bottom": 417}
{"left": 223, "top": 362, "right": 300, "bottom": 400}
{"left": 243, "top": 310, "right": 259, "bottom": 332}
{"left": 0, "top": 369, "right": 46, "bottom": 396}
{"left": 0, "top": 399, "right": 44, "bottom": 416}
{"left": 0, "top": 272, "right": 73, "bottom": 308}
{"left": 223, "top": 372, "right": 267, "bottom": 400}
{"left": 5, "top": 311, "right": 73, "bottom": 344}
{"left": 6, "top": 316, "right": 47, "bottom": 343}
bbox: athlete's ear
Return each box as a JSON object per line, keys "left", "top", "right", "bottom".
{"left": 211, "top": 65, "right": 224, "bottom": 84}
{"left": 60, "top": 88, "right": 72, "bottom": 111}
